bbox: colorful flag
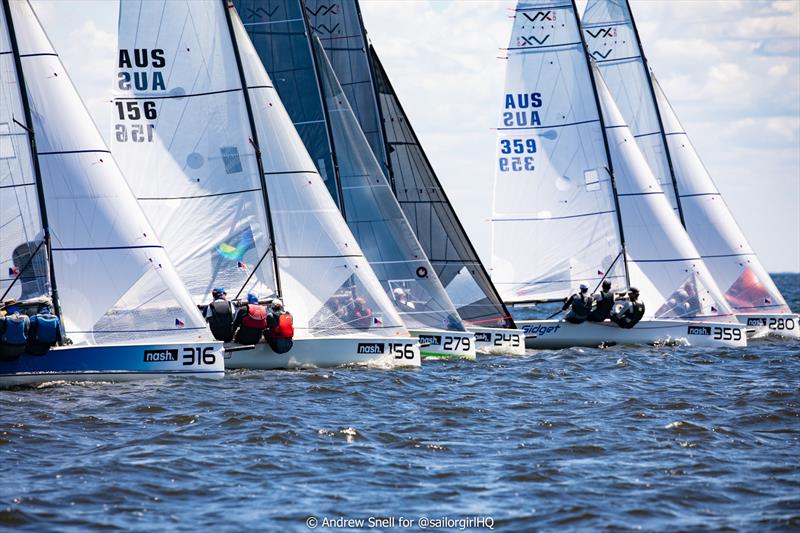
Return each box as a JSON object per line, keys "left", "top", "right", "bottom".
{"left": 764, "top": 297, "right": 772, "bottom": 304}
{"left": 8, "top": 267, "right": 19, "bottom": 276}
{"left": 175, "top": 318, "right": 185, "bottom": 327}
{"left": 237, "top": 261, "right": 248, "bottom": 271}
{"left": 373, "top": 315, "right": 383, "bottom": 326}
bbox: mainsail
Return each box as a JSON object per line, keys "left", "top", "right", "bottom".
{"left": 582, "top": 0, "right": 791, "bottom": 315}
{"left": 236, "top": 0, "right": 466, "bottom": 332}
{"left": 302, "top": 0, "right": 515, "bottom": 329}
{"left": 112, "top": 0, "right": 407, "bottom": 338}
{"left": 1, "top": 0, "right": 210, "bottom": 345}
{"left": 491, "top": 0, "right": 733, "bottom": 321}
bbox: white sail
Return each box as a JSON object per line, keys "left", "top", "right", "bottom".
{"left": 582, "top": 0, "right": 790, "bottom": 315}
{"left": 3, "top": 0, "right": 211, "bottom": 345}
{"left": 594, "top": 70, "right": 733, "bottom": 320}
{"left": 112, "top": 0, "right": 407, "bottom": 338}
{"left": 491, "top": 0, "right": 624, "bottom": 303}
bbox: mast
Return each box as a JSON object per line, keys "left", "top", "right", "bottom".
{"left": 3, "top": 0, "right": 63, "bottom": 323}
{"left": 572, "top": 0, "right": 630, "bottom": 288}
{"left": 223, "top": 0, "right": 283, "bottom": 295}
{"left": 301, "top": 0, "right": 348, "bottom": 219}
{"left": 624, "top": 0, "right": 686, "bottom": 227}
{"left": 369, "top": 46, "right": 516, "bottom": 329}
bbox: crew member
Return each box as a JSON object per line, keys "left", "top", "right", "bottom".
{"left": 27, "top": 303, "right": 61, "bottom": 355}
{"left": 611, "top": 287, "right": 645, "bottom": 329}
{"left": 587, "top": 280, "right": 615, "bottom": 322}
{"left": 0, "top": 299, "right": 30, "bottom": 360}
{"left": 204, "top": 287, "right": 235, "bottom": 342}
{"left": 232, "top": 292, "right": 267, "bottom": 345}
{"left": 562, "top": 284, "right": 591, "bottom": 324}
{"left": 265, "top": 299, "right": 294, "bottom": 354}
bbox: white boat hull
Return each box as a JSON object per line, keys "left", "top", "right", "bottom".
{"left": 0, "top": 341, "right": 225, "bottom": 387}
{"left": 469, "top": 326, "right": 526, "bottom": 355}
{"left": 409, "top": 329, "right": 476, "bottom": 360}
{"left": 223, "top": 335, "right": 421, "bottom": 369}
{"left": 737, "top": 313, "right": 799, "bottom": 340}
{"left": 518, "top": 319, "right": 748, "bottom": 349}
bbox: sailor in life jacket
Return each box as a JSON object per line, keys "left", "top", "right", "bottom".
{"left": 204, "top": 287, "right": 236, "bottom": 342}
{"left": 265, "top": 298, "right": 294, "bottom": 354}
{"left": 587, "top": 280, "right": 616, "bottom": 322}
{"left": 0, "top": 299, "right": 30, "bottom": 360}
{"left": 562, "top": 284, "right": 592, "bottom": 324}
{"left": 611, "top": 287, "right": 646, "bottom": 329}
{"left": 232, "top": 292, "right": 267, "bottom": 345}
{"left": 26, "top": 303, "right": 62, "bottom": 356}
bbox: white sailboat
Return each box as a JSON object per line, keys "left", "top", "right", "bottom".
{"left": 235, "top": 0, "right": 476, "bottom": 360}
{"left": 302, "top": 0, "right": 525, "bottom": 355}
{"left": 111, "top": 0, "right": 420, "bottom": 369}
{"left": 582, "top": 0, "right": 797, "bottom": 339}
{"left": 491, "top": 0, "right": 747, "bottom": 349}
{"left": 0, "top": 0, "right": 224, "bottom": 386}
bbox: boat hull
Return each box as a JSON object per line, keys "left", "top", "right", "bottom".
{"left": 469, "top": 326, "right": 526, "bottom": 355}
{"left": 0, "top": 341, "right": 225, "bottom": 387}
{"left": 737, "top": 313, "right": 799, "bottom": 340}
{"left": 518, "top": 319, "right": 748, "bottom": 349}
{"left": 409, "top": 329, "right": 476, "bottom": 360}
{"left": 223, "top": 335, "right": 421, "bottom": 369}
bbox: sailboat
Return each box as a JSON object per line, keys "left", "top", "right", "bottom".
{"left": 0, "top": 0, "right": 224, "bottom": 386}
{"left": 490, "top": 0, "right": 747, "bottom": 349}
{"left": 302, "top": 0, "right": 525, "bottom": 355}
{"left": 111, "top": 0, "right": 420, "bottom": 369}
{"left": 581, "top": 0, "right": 798, "bottom": 339}
{"left": 234, "top": 0, "right": 477, "bottom": 359}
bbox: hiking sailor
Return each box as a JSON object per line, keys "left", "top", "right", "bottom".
{"left": 611, "top": 287, "right": 645, "bottom": 329}
{"left": 587, "top": 280, "right": 616, "bottom": 322}
{"left": 265, "top": 298, "right": 294, "bottom": 354}
{"left": 204, "top": 287, "right": 236, "bottom": 342}
{"left": 232, "top": 292, "right": 267, "bottom": 345}
{"left": 562, "top": 284, "right": 592, "bottom": 324}
{"left": 27, "top": 302, "right": 61, "bottom": 355}
{"left": 0, "top": 299, "right": 30, "bottom": 360}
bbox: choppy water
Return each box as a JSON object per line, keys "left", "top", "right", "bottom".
{"left": 1, "top": 274, "right": 798, "bottom": 531}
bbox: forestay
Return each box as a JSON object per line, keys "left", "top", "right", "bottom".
{"left": 113, "top": 0, "right": 407, "bottom": 337}
{"left": 491, "top": 0, "right": 624, "bottom": 304}
{"left": 582, "top": 0, "right": 789, "bottom": 315}
{"left": 2, "top": 0, "right": 210, "bottom": 345}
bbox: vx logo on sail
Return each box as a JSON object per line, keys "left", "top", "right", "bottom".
{"left": 585, "top": 28, "right": 617, "bottom": 39}
{"left": 305, "top": 4, "right": 338, "bottom": 17}
{"left": 242, "top": 6, "right": 279, "bottom": 21}
{"left": 522, "top": 11, "right": 555, "bottom": 22}
{"left": 518, "top": 35, "right": 550, "bottom": 47}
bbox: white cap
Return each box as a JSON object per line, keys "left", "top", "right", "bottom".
{"left": 271, "top": 298, "right": 284, "bottom": 309}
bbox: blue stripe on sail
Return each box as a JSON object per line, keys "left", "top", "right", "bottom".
{"left": 498, "top": 118, "right": 600, "bottom": 131}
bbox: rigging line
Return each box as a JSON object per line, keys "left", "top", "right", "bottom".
{"left": 505, "top": 41, "right": 582, "bottom": 52}
{"left": 138, "top": 188, "right": 261, "bottom": 201}
{"left": 0, "top": 182, "right": 35, "bottom": 189}
{"left": 497, "top": 118, "right": 600, "bottom": 131}
{"left": 0, "top": 239, "right": 45, "bottom": 303}
{"left": 51, "top": 245, "right": 163, "bottom": 251}
{"left": 233, "top": 243, "right": 272, "bottom": 301}
{"left": 590, "top": 249, "right": 623, "bottom": 295}
{"left": 114, "top": 87, "right": 242, "bottom": 101}
{"left": 37, "top": 149, "right": 110, "bottom": 156}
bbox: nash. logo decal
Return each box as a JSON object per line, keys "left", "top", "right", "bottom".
{"left": 474, "top": 332, "right": 491, "bottom": 342}
{"left": 418, "top": 335, "right": 442, "bottom": 346}
{"left": 143, "top": 349, "right": 178, "bottom": 362}
{"left": 357, "top": 343, "right": 384, "bottom": 355}
{"left": 747, "top": 318, "right": 767, "bottom": 326}
{"left": 687, "top": 326, "right": 712, "bottom": 336}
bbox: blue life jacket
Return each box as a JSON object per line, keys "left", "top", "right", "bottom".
{"left": 0, "top": 315, "right": 30, "bottom": 346}
{"left": 30, "top": 314, "right": 60, "bottom": 345}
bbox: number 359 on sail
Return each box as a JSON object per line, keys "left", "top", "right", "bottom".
{"left": 498, "top": 138, "right": 536, "bottom": 172}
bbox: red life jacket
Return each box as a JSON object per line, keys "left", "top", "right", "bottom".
{"left": 271, "top": 312, "right": 294, "bottom": 339}
{"left": 241, "top": 304, "right": 267, "bottom": 329}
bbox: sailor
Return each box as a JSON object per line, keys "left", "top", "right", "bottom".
{"left": 350, "top": 297, "right": 373, "bottom": 329}
{"left": 392, "top": 287, "right": 416, "bottom": 311}
{"left": 0, "top": 299, "right": 30, "bottom": 360}
{"left": 587, "top": 280, "right": 615, "bottom": 322}
{"left": 265, "top": 299, "right": 294, "bottom": 354}
{"left": 611, "top": 287, "right": 645, "bottom": 329}
{"left": 562, "top": 284, "right": 591, "bottom": 324}
{"left": 204, "top": 287, "right": 235, "bottom": 342}
{"left": 27, "top": 303, "right": 61, "bottom": 356}
{"left": 232, "top": 292, "right": 267, "bottom": 345}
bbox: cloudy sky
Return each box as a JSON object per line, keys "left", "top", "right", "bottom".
{"left": 31, "top": 0, "right": 800, "bottom": 272}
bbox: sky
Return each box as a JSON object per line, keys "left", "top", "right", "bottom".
{"left": 31, "top": 0, "right": 800, "bottom": 273}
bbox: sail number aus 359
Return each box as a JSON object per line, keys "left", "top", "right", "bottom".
{"left": 498, "top": 138, "right": 536, "bottom": 172}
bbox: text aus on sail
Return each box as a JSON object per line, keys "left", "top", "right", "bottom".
{"left": 498, "top": 92, "right": 542, "bottom": 173}
{"left": 115, "top": 48, "right": 166, "bottom": 143}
